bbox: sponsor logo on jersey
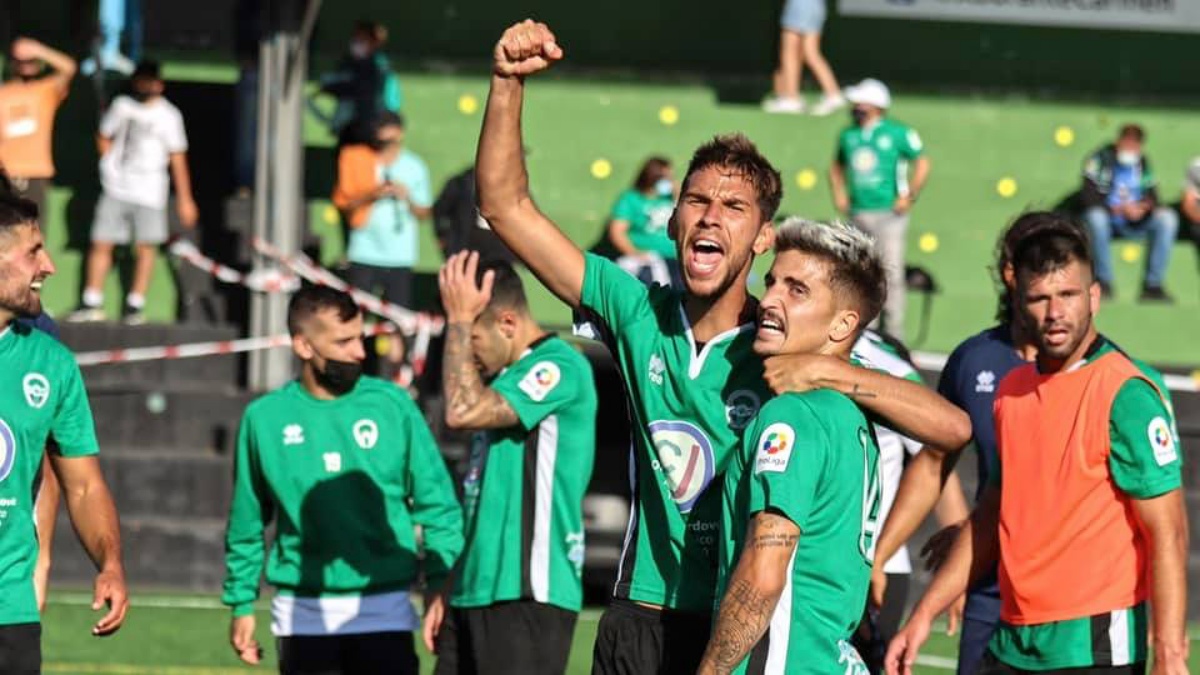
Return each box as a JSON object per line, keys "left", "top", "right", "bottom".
{"left": 725, "top": 390, "right": 761, "bottom": 430}
{"left": 838, "top": 639, "right": 870, "bottom": 675}
{"left": 1147, "top": 416, "right": 1177, "bottom": 466}
{"left": 322, "top": 452, "right": 342, "bottom": 473}
{"left": 283, "top": 424, "right": 305, "bottom": 446}
{"left": 519, "top": 361, "right": 561, "bottom": 402}
{"left": 22, "top": 373, "right": 49, "bottom": 409}
{"left": 851, "top": 147, "right": 879, "bottom": 173}
{"left": 649, "top": 420, "right": 715, "bottom": 513}
{"left": 755, "top": 422, "right": 795, "bottom": 474}
{"left": 648, "top": 354, "right": 665, "bottom": 386}
{"left": 353, "top": 419, "right": 379, "bottom": 450}
{"left": 0, "top": 418, "right": 15, "bottom": 483}
{"left": 877, "top": 135, "right": 894, "bottom": 151}
{"left": 975, "top": 370, "right": 996, "bottom": 393}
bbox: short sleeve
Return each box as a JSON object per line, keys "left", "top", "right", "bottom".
{"left": 747, "top": 400, "right": 826, "bottom": 532}
{"left": 98, "top": 99, "right": 124, "bottom": 138}
{"left": 491, "top": 351, "right": 583, "bottom": 431}
{"left": 409, "top": 158, "right": 433, "bottom": 209}
{"left": 610, "top": 191, "right": 639, "bottom": 222}
{"left": 164, "top": 108, "right": 188, "bottom": 153}
{"left": 1109, "top": 378, "right": 1181, "bottom": 499}
{"left": 51, "top": 360, "right": 100, "bottom": 457}
{"left": 937, "top": 345, "right": 966, "bottom": 408}
{"left": 900, "top": 126, "right": 924, "bottom": 159}
{"left": 580, "top": 252, "right": 653, "bottom": 336}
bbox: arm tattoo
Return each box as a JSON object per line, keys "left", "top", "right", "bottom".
{"left": 814, "top": 377, "right": 879, "bottom": 400}
{"left": 442, "top": 322, "right": 519, "bottom": 429}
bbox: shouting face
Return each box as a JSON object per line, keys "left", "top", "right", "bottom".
{"left": 0, "top": 223, "right": 55, "bottom": 319}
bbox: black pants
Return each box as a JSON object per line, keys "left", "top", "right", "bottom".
{"left": 979, "top": 651, "right": 1145, "bottom": 675}
{"left": 344, "top": 263, "right": 413, "bottom": 309}
{"left": 0, "top": 623, "right": 41, "bottom": 675}
{"left": 853, "top": 573, "right": 912, "bottom": 675}
{"left": 277, "top": 631, "right": 418, "bottom": 675}
{"left": 591, "top": 599, "right": 711, "bottom": 675}
{"left": 434, "top": 600, "right": 577, "bottom": 675}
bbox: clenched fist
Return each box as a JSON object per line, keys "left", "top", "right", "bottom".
{"left": 493, "top": 20, "right": 564, "bottom": 78}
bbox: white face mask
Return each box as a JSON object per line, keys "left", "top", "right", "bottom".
{"left": 349, "top": 40, "right": 370, "bottom": 59}
{"left": 655, "top": 178, "right": 674, "bottom": 197}
{"left": 1117, "top": 151, "right": 1141, "bottom": 167}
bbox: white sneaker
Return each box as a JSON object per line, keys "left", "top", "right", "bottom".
{"left": 65, "top": 306, "right": 107, "bottom": 323}
{"left": 810, "top": 95, "right": 847, "bottom": 117}
{"left": 762, "top": 96, "right": 806, "bottom": 114}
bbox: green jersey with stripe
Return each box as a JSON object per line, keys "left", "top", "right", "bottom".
{"left": 719, "top": 390, "right": 882, "bottom": 674}
{"left": 836, "top": 118, "right": 924, "bottom": 212}
{"left": 989, "top": 339, "right": 1181, "bottom": 670}
{"left": 452, "top": 335, "right": 597, "bottom": 612}
{"left": 580, "top": 253, "right": 771, "bottom": 612}
{"left": 0, "top": 322, "right": 99, "bottom": 626}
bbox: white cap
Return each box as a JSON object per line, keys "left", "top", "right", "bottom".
{"left": 844, "top": 78, "right": 892, "bottom": 109}
{"left": 1188, "top": 157, "right": 1200, "bottom": 191}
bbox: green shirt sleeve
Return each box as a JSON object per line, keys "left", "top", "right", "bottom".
{"left": 899, "top": 125, "right": 924, "bottom": 160}
{"left": 580, "top": 252, "right": 653, "bottom": 336}
{"left": 491, "top": 350, "right": 583, "bottom": 432}
{"left": 222, "top": 410, "right": 272, "bottom": 617}
{"left": 399, "top": 393, "right": 464, "bottom": 587}
{"left": 51, "top": 360, "right": 99, "bottom": 457}
{"left": 610, "top": 190, "right": 640, "bottom": 223}
{"left": 1108, "top": 378, "right": 1182, "bottom": 499}
{"left": 747, "top": 400, "right": 828, "bottom": 532}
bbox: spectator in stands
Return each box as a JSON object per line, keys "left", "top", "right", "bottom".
{"left": 433, "top": 165, "right": 515, "bottom": 265}
{"left": 80, "top": 0, "right": 140, "bottom": 76}
{"left": 607, "top": 156, "right": 680, "bottom": 288}
{"left": 68, "top": 60, "right": 198, "bottom": 325}
{"left": 1081, "top": 124, "right": 1178, "bottom": 303}
{"left": 762, "top": 0, "right": 844, "bottom": 116}
{"left": 830, "top": 78, "right": 929, "bottom": 340}
{"left": 1180, "top": 157, "right": 1200, "bottom": 239}
{"left": 332, "top": 111, "right": 431, "bottom": 310}
{"left": 0, "top": 37, "right": 77, "bottom": 220}
{"left": 319, "top": 20, "right": 402, "bottom": 144}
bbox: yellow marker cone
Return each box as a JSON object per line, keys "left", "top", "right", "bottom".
{"left": 918, "top": 232, "right": 939, "bottom": 253}
{"left": 658, "top": 105, "right": 679, "bottom": 126}
{"left": 1120, "top": 243, "right": 1141, "bottom": 263}
{"left": 996, "top": 177, "right": 1018, "bottom": 198}
{"left": 1054, "top": 126, "right": 1075, "bottom": 148}
{"left": 457, "top": 94, "right": 479, "bottom": 115}
{"left": 591, "top": 159, "right": 612, "bottom": 180}
{"left": 795, "top": 169, "right": 818, "bottom": 191}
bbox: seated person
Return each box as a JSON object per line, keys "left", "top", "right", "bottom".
{"left": 607, "top": 156, "right": 680, "bottom": 288}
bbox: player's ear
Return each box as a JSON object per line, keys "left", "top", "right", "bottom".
{"left": 829, "top": 309, "right": 859, "bottom": 344}
{"left": 753, "top": 220, "right": 775, "bottom": 256}
{"left": 292, "top": 334, "right": 314, "bottom": 361}
{"left": 499, "top": 310, "right": 519, "bottom": 339}
{"left": 667, "top": 208, "right": 679, "bottom": 242}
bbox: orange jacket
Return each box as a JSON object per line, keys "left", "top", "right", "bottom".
{"left": 331, "top": 144, "right": 378, "bottom": 229}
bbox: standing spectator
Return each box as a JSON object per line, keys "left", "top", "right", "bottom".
{"left": 830, "top": 78, "right": 930, "bottom": 340}
{"left": 607, "top": 156, "right": 680, "bottom": 288}
{"left": 1081, "top": 124, "right": 1178, "bottom": 303}
{"left": 433, "top": 165, "right": 515, "bottom": 265}
{"left": 0, "top": 37, "right": 77, "bottom": 220}
{"left": 68, "top": 60, "right": 198, "bottom": 325}
{"left": 319, "top": 20, "right": 401, "bottom": 144}
{"left": 332, "top": 111, "right": 431, "bottom": 310}
{"left": 762, "top": 0, "right": 844, "bottom": 116}
{"left": 222, "top": 285, "right": 463, "bottom": 673}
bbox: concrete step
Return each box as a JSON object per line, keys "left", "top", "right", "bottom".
{"left": 98, "top": 451, "right": 232, "bottom": 520}
{"left": 88, "top": 388, "right": 256, "bottom": 455}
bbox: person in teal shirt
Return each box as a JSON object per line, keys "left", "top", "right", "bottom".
{"left": 607, "top": 156, "right": 681, "bottom": 287}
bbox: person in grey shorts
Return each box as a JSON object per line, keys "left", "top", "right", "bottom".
{"left": 69, "top": 60, "right": 197, "bottom": 325}
{"left": 763, "top": 0, "right": 845, "bottom": 116}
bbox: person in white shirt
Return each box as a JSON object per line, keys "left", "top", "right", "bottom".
{"left": 69, "top": 60, "right": 197, "bottom": 325}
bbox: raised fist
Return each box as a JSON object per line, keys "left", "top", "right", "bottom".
{"left": 493, "top": 20, "right": 564, "bottom": 78}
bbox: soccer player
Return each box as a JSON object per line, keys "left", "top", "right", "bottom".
{"left": 222, "top": 286, "right": 463, "bottom": 674}
{"left": 0, "top": 178, "right": 128, "bottom": 673}
{"left": 886, "top": 221, "right": 1189, "bottom": 675}
{"left": 698, "top": 218, "right": 886, "bottom": 674}
{"left": 479, "top": 20, "right": 970, "bottom": 673}
{"left": 424, "top": 252, "right": 597, "bottom": 674}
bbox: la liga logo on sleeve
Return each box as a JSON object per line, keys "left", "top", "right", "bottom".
{"left": 518, "top": 361, "right": 561, "bottom": 402}
{"left": 1147, "top": 416, "right": 1177, "bottom": 467}
{"left": 755, "top": 422, "right": 795, "bottom": 474}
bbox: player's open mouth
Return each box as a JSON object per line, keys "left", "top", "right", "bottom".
{"left": 757, "top": 312, "right": 785, "bottom": 339}
{"left": 30, "top": 280, "right": 43, "bottom": 292}
{"left": 687, "top": 238, "right": 724, "bottom": 278}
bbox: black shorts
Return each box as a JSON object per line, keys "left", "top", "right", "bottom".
{"left": 277, "top": 631, "right": 418, "bottom": 675}
{"left": 434, "top": 600, "right": 576, "bottom": 675}
{"left": 591, "top": 599, "right": 711, "bottom": 675}
{"left": 979, "top": 651, "right": 1146, "bottom": 675}
{"left": 344, "top": 263, "right": 414, "bottom": 308}
{"left": 0, "top": 623, "right": 41, "bottom": 675}
{"left": 852, "top": 572, "right": 912, "bottom": 674}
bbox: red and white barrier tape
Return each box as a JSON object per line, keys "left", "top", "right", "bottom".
{"left": 168, "top": 239, "right": 301, "bottom": 294}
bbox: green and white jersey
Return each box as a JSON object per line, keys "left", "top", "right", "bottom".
{"left": 719, "top": 391, "right": 882, "bottom": 675}
{"left": 0, "top": 323, "right": 99, "bottom": 626}
{"left": 222, "top": 377, "right": 463, "bottom": 632}
{"left": 452, "top": 335, "right": 597, "bottom": 612}
{"left": 835, "top": 118, "right": 924, "bottom": 212}
{"left": 580, "top": 253, "right": 771, "bottom": 612}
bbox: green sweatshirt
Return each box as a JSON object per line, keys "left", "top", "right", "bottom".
{"left": 222, "top": 377, "right": 463, "bottom": 616}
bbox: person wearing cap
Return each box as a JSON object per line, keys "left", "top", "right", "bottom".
{"left": 0, "top": 37, "right": 77, "bottom": 222}
{"left": 830, "top": 78, "right": 930, "bottom": 340}
{"left": 1178, "top": 157, "right": 1200, "bottom": 247}
{"left": 68, "top": 60, "right": 198, "bottom": 325}
{"left": 1080, "top": 123, "right": 1178, "bottom": 303}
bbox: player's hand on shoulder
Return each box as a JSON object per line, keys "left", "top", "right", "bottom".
{"left": 762, "top": 353, "right": 835, "bottom": 395}
{"left": 230, "top": 614, "right": 263, "bottom": 665}
{"left": 493, "top": 20, "right": 564, "bottom": 79}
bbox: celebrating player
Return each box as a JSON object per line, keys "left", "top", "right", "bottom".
{"left": 886, "top": 221, "right": 1189, "bottom": 675}
{"left": 478, "top": 20, "right": 971, "bottom": 673}
{"left": 0, "top": 178, "right": 128, "bottom": 673}
{"left": 222, "top": 286, "right": 463, "bottom": 674}
{"left": 425, "top": 252, "right": 597, "bottom": 674}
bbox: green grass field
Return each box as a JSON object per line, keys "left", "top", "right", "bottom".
{"left": 45, "top": 591, "right": 1200, "bottom": 675}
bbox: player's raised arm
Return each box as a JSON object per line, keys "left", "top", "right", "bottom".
{"left": 476, "top": 20, "right": 585, "bottom": 307}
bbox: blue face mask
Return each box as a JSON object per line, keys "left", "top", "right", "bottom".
{"left": 655, "top": 178, "right": 674, "bottom": 197}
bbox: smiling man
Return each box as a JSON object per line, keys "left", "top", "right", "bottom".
{"left": 699, "top": 218, "right": 885, "bottom": 675}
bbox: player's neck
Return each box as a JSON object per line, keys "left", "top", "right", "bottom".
{"left": 300, "top": 366, "right": 340, "bottom": 400}
{"left": 0, "top": 310, "right": 14, "bottom": 329}
{"left": 683, "top": 288, "right": 756, "bottom": 344}
{"left": 1037, "top": 325, "right": 1099, "bottom": 374}
{"left": 507, "top": 319, "right": 547, "bottom": 361}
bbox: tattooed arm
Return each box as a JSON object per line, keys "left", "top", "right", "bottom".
{"left": 442, "top": 321, "right": 520, "bottom": 430}
{"left": 698, "top": 511, "right": 800, "bottom": 675}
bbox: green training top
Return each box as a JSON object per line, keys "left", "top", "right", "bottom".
{"left": 610, "top": 188, "right": 677, "bottom": 259}
{"left": 836, "top": 118, "right": 924, "bottom": 212}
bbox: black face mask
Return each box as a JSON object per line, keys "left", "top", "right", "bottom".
{"left": 313, "top": 357, "right": 363, "bottom": 395}
{"left": 851, "top": 108, "right": 870, "bottom": 126}
{"left": 132, "top": 90, "right": 154, "bottom": 103}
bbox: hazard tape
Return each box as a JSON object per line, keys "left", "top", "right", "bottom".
{"left": 167, "top": 238, "right": 300, "bottom": 293}
{"left": 912, "top": 350, "right": 1200, "bottom": 393}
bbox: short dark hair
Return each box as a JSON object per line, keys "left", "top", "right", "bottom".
{"left": 374, "top": 110, "right": 405, "bottom": 132}
{"left": 1010, "top": 218, "right": 1093, "bottom": 285}
{"left": 994, "top": 211, "right": 1082, "bottom": 323}
{"left": 634, "top": 156, "right": 671, "bottom": 192}
{"left": 683, "top": 134, "right": 782, "bottom": 221}
{"left": 1118, "top": 123, "right": 1145, "bottom": 142}
{"left": 0, "top": 172, "right": 39, "bottom": 234}
{"left": 477, "top": 261, "right": 528, "bottom": 317}
{"left": 287, "top": 285, "right": 360, "bottom": 335}
{"left": 132, "top": 60, "right": 162, "bottom": 81}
